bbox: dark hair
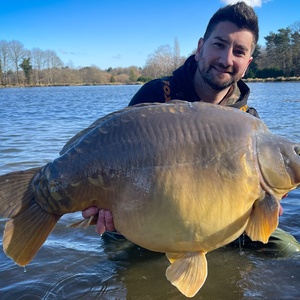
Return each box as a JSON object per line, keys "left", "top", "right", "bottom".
{"left": 203, "top": 2, "right": 259, "bottom": 53}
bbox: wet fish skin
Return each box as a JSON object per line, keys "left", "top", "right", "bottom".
{"left": 0, "top": 100, "right": 299, "bottom": 298}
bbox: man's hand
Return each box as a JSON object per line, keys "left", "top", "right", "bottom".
{"left": 82, "top": 207, "right": 116, "bottom": 234}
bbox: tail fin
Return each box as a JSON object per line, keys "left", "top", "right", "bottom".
{"left": 0, "top": 168, "right": 61, "bottom": 266}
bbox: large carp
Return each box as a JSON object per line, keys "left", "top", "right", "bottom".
{"left": 0, "top": 101, "right": 300, "bottom": 297}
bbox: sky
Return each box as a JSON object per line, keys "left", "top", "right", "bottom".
{"left": 1, "top": 0, "right": 299, "bottom": 70}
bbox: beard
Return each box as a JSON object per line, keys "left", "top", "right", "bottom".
{"left": 197, "top": 59, "right": 236, "bottom": 91}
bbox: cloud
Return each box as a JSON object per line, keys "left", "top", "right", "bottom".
{"left": 220, "top": 0, "right": 270, "bottom": 7}
{"left": 58, "top": 49, "right": 87, "bottom": 56}
{"left": 112, "top": 54, "right": 122, "bottom": 60}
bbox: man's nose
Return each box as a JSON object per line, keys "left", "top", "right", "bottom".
{"left": 219, "top": 48, "right": 234, "bottom": 67}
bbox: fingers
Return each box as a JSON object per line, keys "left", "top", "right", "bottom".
{"left": 82, "top": 207, "right": 116, "bottom": 234}
{"left": 82, "top": 206, "right": 99, "bottom": 218}
{"left": 96, "top": 210, "right": 107, "bottom": 234}
{"left": 95, "top": 209, "right": 116, "bottom": 235}
{"left": 104, "top": 210, "right": 116, "bottom": 232}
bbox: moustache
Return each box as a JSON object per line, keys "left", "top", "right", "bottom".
{"left": 211, "top": 63, "right": 235, "bottom": 75}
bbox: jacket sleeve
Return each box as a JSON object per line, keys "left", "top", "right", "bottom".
{"left": 128, "top": 79, "right": 167, "bottom": 106}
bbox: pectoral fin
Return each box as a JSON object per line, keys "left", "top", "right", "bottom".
{"left": 165, "top": 251, "right": 207, "bottom": 298}
{"left": 245, "top": 194, "right": 280, "bottom": 243}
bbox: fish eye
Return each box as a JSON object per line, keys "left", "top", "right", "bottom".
{"left": 295, "top": 146, "right": 300, "bottom": 156}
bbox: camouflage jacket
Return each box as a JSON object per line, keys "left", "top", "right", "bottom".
{"left": 129, "top": 55, "right": 259, "bottom": 118}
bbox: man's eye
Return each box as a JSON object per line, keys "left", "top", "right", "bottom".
{"left": 234, "top": 50, "right": 245, "bottom": 57}
{"left": 214, "top": 43, "right": 224, "bottom": 48}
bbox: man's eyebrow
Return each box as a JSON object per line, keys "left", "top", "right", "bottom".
{"left": 213, "top": 36, "right": 249, "bottom": 52}
{"left": 213, "top": 36, "right": 228, "bottom": 43}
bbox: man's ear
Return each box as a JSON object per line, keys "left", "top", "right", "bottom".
{"left": 242, "top": 56, "right": 253, "bottom": 77}
{"left": 195, "top": 38, "right": 204, "bottom": 61}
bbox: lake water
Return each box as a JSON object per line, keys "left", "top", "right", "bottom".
{"left": 0, "top": 83, "right": 300, "bottom": 299}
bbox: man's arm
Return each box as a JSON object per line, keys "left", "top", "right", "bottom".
{"left": 128, "top": 79, "right": 167, "bottom": 106}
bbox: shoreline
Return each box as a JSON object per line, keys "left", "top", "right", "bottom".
{"left": 1, "top": 77, "right": 300, "bottom": 88}
{"left": 244, "top": 76, "right": 300, "bottom": 82}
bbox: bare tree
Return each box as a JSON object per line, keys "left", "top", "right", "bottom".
{"left": 290, "top": 21, "right": 300, "bottom": 33}
{"left": 44, "top": 50, "right": 64, "bottom": 84}
{"left": 78, "top": 66, "right": 110, "bottom": 84}
{"left": 31, "top": 48, "right": 47, "bottom": 84}
{"left": 142, "top": 39, "right": 186, "bottom": 79}
{"left": 143, "top": 44, "right": 174, "bottom": 78}
{"left": 0, "top": 40, "right": 11, "bottom": 85}
{"left": 173, "top": 37, "right": 182, "bottom": 69}
{"left": 7, "top": 40, "right": 26, "bottom": 84}
{"left": 55, "top": 67, "right": 81, "bottom": 85}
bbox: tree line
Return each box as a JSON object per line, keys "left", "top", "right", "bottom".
{"left": 1, "top": 22, "right": 300, "bottom": 87}
{"left": 247, "top": 21, "right": 300, "bottom": 79}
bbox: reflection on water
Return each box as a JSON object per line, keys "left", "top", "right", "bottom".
{"left": 0, "top": 84, "right": 300, "bottom": 299}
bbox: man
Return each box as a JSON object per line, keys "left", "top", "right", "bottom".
{"left": 82, "top": 2, "right": 300, "bottom": 255}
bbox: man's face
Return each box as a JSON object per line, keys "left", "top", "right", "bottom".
{"left": 195, "top": 21, "right": 254, "bottom": 91}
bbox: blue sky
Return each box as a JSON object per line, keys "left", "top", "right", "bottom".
{"left": 1, "top": 0, "right": 298, "bottom": 69}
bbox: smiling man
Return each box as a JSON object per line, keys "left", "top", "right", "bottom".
{"left": 127, "top": 1, "right": 259, "bottom": 116}
{"left": 194, "top": 22, "right": 254, "bottom": 102}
